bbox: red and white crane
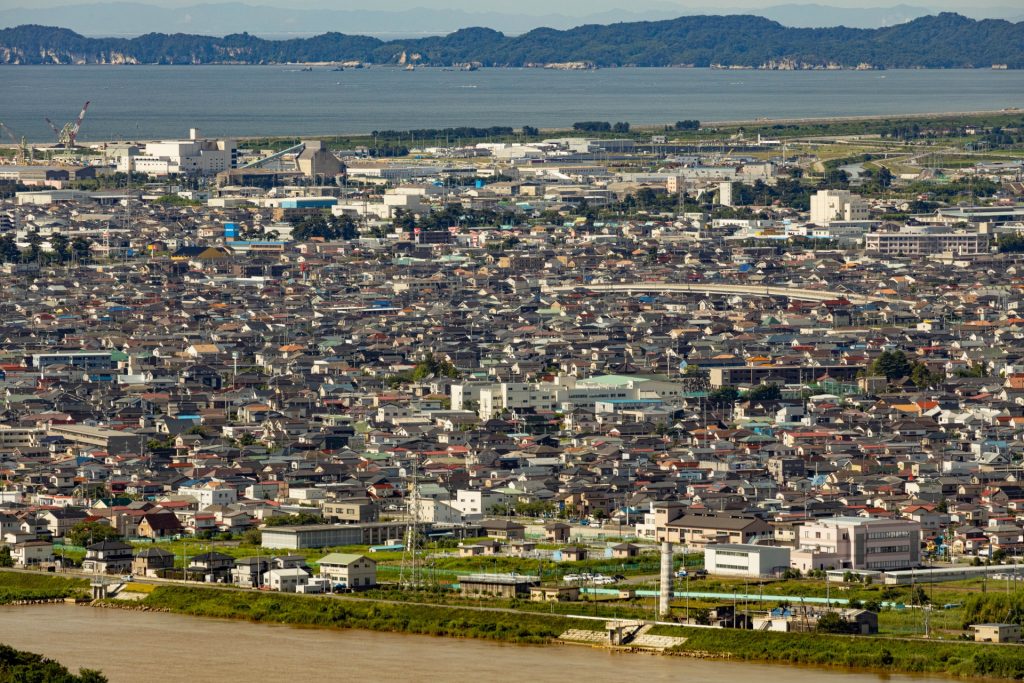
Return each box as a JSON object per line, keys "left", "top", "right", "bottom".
{"left": 44, "top": 100, "right": 90, "bottom": 147}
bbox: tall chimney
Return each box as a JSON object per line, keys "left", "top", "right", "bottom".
{"left": 659, "top": 541, "right": 673, "bottom": 617}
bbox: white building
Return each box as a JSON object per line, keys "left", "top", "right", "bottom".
{"left": 810, "top": 189, "right": 869, "bottom": 225}
{"left": 265, "top": 567, "right": 311, "bottom": 592}
{"left": 705, "top": 543, "right": 791, "bottom": 578}
{"left": 119, "top": 129, "right": 237, "bottom": 176}
{"left": 791, "top": 517, "right": 922, "bottom": 572}
{"left": 178, "top": 485, "right": 238, "bottom": 508}
{"left": 864, "top": 227, "right": 989, "bottom": 256}
{"left": 317, "top": 553, "right": 377, "bottom": 589}
{"left": 411, "top": 498, "right": 466, "bottom": 524}
{"left": 464, "top": 374, "right": 682, "bottom": 419}
{"left": 478, "top": 382, "right": 559, "bottom": 420}
{"left": 452, "top": 489, "right": 510, "bottom": 520}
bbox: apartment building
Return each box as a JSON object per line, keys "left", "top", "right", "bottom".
{"left": 864, "top": 228, "right": 990, "bottom": 256}
{"left": 791, "top": 517, "right": 922, "bottom": 572}
{"left": 810, "top": 189, "right": 869, "bottom": 225}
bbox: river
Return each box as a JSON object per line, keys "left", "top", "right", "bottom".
{"left": 1, "top": 66, "right": 1024, "bottom": 141}
{"left": 0, "top": 604, "right": 949, "bottom": 682}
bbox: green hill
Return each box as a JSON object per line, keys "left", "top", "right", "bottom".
{"left": 1, "top": 13, "right": 1022, "bottom": 68}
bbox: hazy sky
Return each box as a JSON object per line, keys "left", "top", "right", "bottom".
{"left": 11, "top": 0, "right": 1024, "bottom": 10}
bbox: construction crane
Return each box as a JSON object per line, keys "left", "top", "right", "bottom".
{"left": 0, "top": 121, "right": 30, "bottom": 164}
{"left": 44, "top": 101, "right": 90, "bottom": 148}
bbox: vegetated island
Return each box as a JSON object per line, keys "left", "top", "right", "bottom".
{"left": 2, "top": 571, "right": 1024, "bottom": 681}
{"left": 0, "top": 12, "right": 1023, "bottom": 68}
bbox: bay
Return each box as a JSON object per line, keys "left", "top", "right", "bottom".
{"left": 1, "top": 66, "right": 1023, "bottom": 142}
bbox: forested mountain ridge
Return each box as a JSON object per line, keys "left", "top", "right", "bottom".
{"left": 1, "top": 13, "right": 1022, "bottom": 68}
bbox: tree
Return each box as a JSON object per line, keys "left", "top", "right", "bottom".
{"left": 911, "top": 363, "right": 942, "bottom": 388}
{"left": 745, "top": 383, "right": 781, "bottom": 401}
{"left": 0, "top": 234, "right": 18, "bottom": 263}
{"left": 674, "top": 120, "right": 700, "bottom": 130}
{"left": 291, "top": 215, "right": 337, "bottom": 241}
{"left": 572, "top": 121, "right": 611, "bottom": 133}
{"left": 411, "top": 355, "right": 460, "bottom": 381}
{"left": 816, "top": 611, "right": 856, "bottom": 634}
{"left": 998, "top": 234, "right": 1024, "bottom": 253}
{"left": 0, "top": 644, "right": 107, "bottom": 683}
{"left": 264, "top": 512, "right": 324, "bottom": 527}
{"left": 875, "top": 165, "right": 894, "bottom": 188}
{"left": 521, "top": 125, "right": 539, "bottom": 137}
{"left": 338, "top": 215, "right": 359, "bottom": 240}
{"left": 0, "top": 546, "right": 12, "bottom": 568}
{"left": 66, "top": 521, "right": 121, "bottom": 547}
{"left": 612, "top": 121, "right": 630, "bottom": 134}
{"left": 870, "top": 350, "right": 912, "bottom": 381}
{"left": 24, "top": 231, "right": 42, "bottom": 263}
{"left": 709, "top": 386, "right": 740, "bottom": 407}
{"left": 70, "top": 236, "right": 92, "bottom": 263}
{"left": 49, "top": 233, "right": 70, "bottom": 263}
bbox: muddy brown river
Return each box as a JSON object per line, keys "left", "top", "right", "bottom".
{"left": 0, "top": 605, "right": 950, "bottom": 682}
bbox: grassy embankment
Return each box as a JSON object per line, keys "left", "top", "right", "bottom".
{"left": 0, "top": 572, "right": 88, "bottom": 604}
{"left": 135, "top": 585, "right": 585, "bottom": 644}
{"left": 668, "top": 628, "right": 1024, "bottom": 680}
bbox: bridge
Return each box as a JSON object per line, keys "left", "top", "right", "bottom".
{"left": 543, "top": 282, "right": 912, "bottom": 306}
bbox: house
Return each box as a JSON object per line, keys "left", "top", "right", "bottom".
{"left": 266, "top": 566, "right": 310, "bottom": 592}
{"left": 559, "top": 545, "right": 588, "bottom": 562}
{"left": 231, "top": 557, "right": 269, "bottom": 588}
{"left": 544, "top": 521, "right": 571, "bottom": 542}
{"left": 458, "top": 573, "right": 540, "bottom": 598}
{"left": 131, "top": 547, "right": 176, "bottom": 577}
{"left": 317, "top": 553, "right": 377, "bottom": 589}
{"left": 322, "top": 498, "right": 379, "bottom": 524}
{"left": 82, "top": 540, "right": 134, "bottom": 574}
{"left": 187, "top": 551, "right": 235, "bottom": 581}
{"left": 479, "top": 519, "right": 526, "bottom": 540}
{"left": 41, "top": 509, "right": 88, "bottom": 539}
{"left": 973, "top": 623, "right": 1022, "bottom": 643}
{"left": 610, "top": 542, "right": 641, "bottom": 559}
{"left": 530, "top": 585, "right": 580, "bottom": 602}
{"left": 12, "top": 540, "right": 54, "bottom": 567}
{"left": 137, "top": 513, "right": 185, "bottom": 539}
{"left": 656, "top": 509, "right": 772, "bottom": 547}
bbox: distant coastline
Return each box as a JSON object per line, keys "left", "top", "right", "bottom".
{"left": 1, "top": 13, "right": 1022, "bottom": 68}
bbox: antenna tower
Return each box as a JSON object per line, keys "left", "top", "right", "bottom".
{"left": 398, "top": 454, "right": 422, "bottom": 587}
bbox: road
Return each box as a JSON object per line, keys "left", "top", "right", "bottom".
{"left": 544, "top": 282, "right": 912, "bottom": 306}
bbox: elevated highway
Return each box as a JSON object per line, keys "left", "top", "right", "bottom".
{"left": 543, "top": 282, "right": 912, "bottom": 306}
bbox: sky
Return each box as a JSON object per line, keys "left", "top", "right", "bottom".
{"left": 9, "top": 0, "right": 1023, "bottom": 11}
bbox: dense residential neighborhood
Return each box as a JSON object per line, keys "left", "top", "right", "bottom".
{"left": 2, "top": 122, "right": 1024, "bottom": 647}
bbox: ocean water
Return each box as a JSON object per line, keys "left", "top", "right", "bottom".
{"left": 1, "top": 65, "right": 1024, "bottom": 141}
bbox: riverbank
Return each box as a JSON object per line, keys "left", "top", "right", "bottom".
{"left": 0, "top": 572, "right": 87, "bottom": 604}
{"left": 3, "top": 571, "right": 1022, "bottom": 680}
{"left": 0, "top": 604, "right": 930, "bottom": 683}
{"left": 121, "top": 583, "right": 1024, "bottom": 680}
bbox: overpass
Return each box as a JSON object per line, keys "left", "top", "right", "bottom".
{"left": 543, "top": 282, "right": 911, "bottom": 306}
